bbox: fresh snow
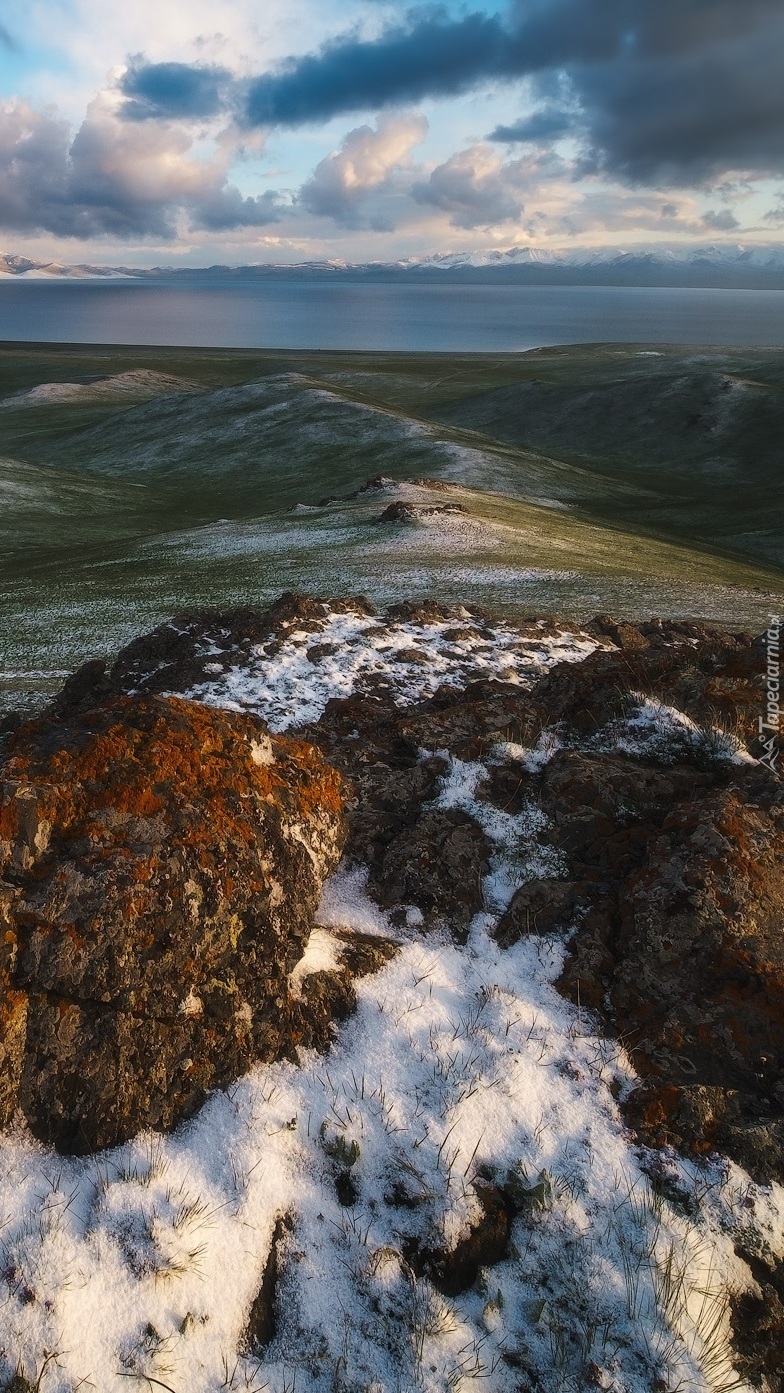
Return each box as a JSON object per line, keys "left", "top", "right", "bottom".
{"left": 591, "top": 696, "right": 755, "bottom": 766}
{"left": 182, "top": 609, "right": 600, "bottom": 732}
{"left": 0, "top": 615, "right": 779, "bottom": 1393}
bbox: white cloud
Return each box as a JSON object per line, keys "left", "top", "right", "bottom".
{"left": 413, "top": 144, "right": 555, "bottom": 230}
{"left": 300, "top": 112, "right": 427, "bottom": 226}
{"left": 14, "top": 0, "right": 396, "bottom": 119}
{"left": 0, "top": 90, "right": 285, "bottom": 240}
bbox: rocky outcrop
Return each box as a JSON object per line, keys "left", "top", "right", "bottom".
{"left": 372, "top": 501, "right": 467, "bottom": 524}
{"left": 47, "top": 592, "right": 381, "bottom": 711}
{"left": 0, "top": 695, "right": 348, "bottom": 1152}
{"left": 495, "top": 746, "right": 784, "bottom": 1182}
{"left": 3, "top": 598, "right": 780, "bottom": 1184}
{"left": 537, "top": 617, "right": 768, "bottom": 753}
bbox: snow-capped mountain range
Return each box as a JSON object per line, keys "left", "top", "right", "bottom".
{"left": 3, "top": 243, "right": 784, "bottom": 286}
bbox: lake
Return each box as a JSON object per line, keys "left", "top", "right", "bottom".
{"left": 1, "top": 278, "right": 783, "bottom": 349}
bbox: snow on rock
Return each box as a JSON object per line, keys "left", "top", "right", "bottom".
{"left": 0, "top": 867, "right": 779, "bottom": 1392}
{"left": 0, "top": 749, "right": 781, "bottom": 1391}
{"left": 0, "top": 602, "right": 781, "bottom": 1391}
{"left": 182, "top": 607, "right": 601, "bottom": 732}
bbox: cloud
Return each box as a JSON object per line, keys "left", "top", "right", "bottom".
{"left": 490, "top": 106, "right": 576, "bottom": 145}
{"left": 412, "top": 145, "right": 532, "bottom": 230}
{"left": 300, "top": 112, "right": 427, "bottom": 225}
{"left": 701, "top": 209, "right": 740, "bottom": 232}
{"left": 119, "top": 58, "right": 231, "bottom": 121}
{"left": 246, "top": 12, "right": 510, "bottom": 128}
{"left": 572, "top": 19, "right": 784, "bottom": 184}
{"left": 116, "top": 2, "right": 784, "bottom": 192}
{"left": 222, "top": 0, "right": 784, "bottom": 187}
{"left": 0, "top": 96, "right": 284, "bottom": 240}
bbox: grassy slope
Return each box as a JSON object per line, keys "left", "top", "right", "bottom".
{"left": 1, "top": 342, "right": 782, "bottom": 714}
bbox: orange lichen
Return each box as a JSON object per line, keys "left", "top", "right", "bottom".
{"left": 0, "top": 698, "right": 346, "bottom": 891}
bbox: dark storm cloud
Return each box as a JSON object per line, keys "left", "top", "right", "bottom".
{"left": 245, "top": 12, "right": 510, "bottom": 126}
{"left": 490, "top": 107, "right": 575, "bottom": 145}
{"left": 120, "top": 0, "right": 783, "bottom": 182}
{"left": 225, "top": 0, "right": 782, "bottom": 183}
{"left": 119, "top": 58, "right": 231, "bottom": 121}
{"left": 571, "top": 12, "right": 784, "bottom": 183}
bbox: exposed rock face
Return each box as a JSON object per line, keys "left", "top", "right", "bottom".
{"left": 0, "top": 695, "right": 347, "bottom": 1152}
{"left": 371, "top": 808, "right": 492, "bottom": 940}
{"left": 538, "top": 617, "right": 768, "bottom": 754}
{"left": 493, "top": 744, "right": 784, "bottom": 1183}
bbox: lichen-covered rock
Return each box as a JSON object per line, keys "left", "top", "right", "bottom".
{"left": 0, "top": 695, "right": 347, "bottom": 1152}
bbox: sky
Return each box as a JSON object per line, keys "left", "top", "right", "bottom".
{"left": 0, "top": 0, "right": 783, "bottom": 266}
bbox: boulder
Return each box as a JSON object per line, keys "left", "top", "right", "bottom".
{"left": 371, "top": 808, "right": 492, "bottom": 941}
{"left": 0, "top": 695, "right": 347, "bottom": 1152}
{"left": 550, "top": 764, "right": 784, "bottom": 1181}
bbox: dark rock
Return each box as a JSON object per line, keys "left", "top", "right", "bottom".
{"left": 350, "top": 475, "right": 396, "bottom": 496}
{"left": 476, "top": 760, "right": 532, "bottom": 815}
{"left": 531, "top": 626, "right": 762, "bottom": 746}
{"left": 372, "top": 501, "right": 467, "bottom": 525}
{"left": 335, "top": 1170, "right": 359, "bottom": 1206}
{"left": 393, "top": 648, "right": 431, "bottom": 664}
{"left": 731, "top": 1244, "right": 784, "bottom": 1390}
{"left": 586, "top": 615, "right": 650, "bottom": 651}
{"left": 306, "top": 642, "right": 339, "bottom": 662}
{"left": 608, "top": 784, "right": 784, "bottom": 1097}
{"left": 496, "top": 879, "right": 589, "bottom": 945}
{"left": 291, "top": 931, "right": 401, "bottom": 1051}
{"left": 552, "top": 763, "right": 784, "bottom": 1180}
{"left": 0, "top": 695, "right": 348, "bottom": 1152}
{"left": 625, "top": 1084, "right": 784, "bottom": 1179}
{"left": 371, "top": 808, "right": 492, "bottom": 940}
{"left": 373, "top": 501, "right": 417, "bottom": 524}
{"left": 52, "top": 658, "right": 111, "bottom": 715}
{"left": 408, "top": 1181, "right": 510, "bottom": 1296}
{"left": 244, "top": 1213, "right": 294, "bottom": 1352}
{"left": 386, "top": 600, "right": 489, "bottom": 624}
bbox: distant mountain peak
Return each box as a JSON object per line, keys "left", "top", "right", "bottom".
{"left": 3, "top": 243, "right": 784, "bottom": 286}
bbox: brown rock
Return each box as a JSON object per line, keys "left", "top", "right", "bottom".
{"left": 554, "top": 767, "right": 784, "bottom": 1181}
{"left": 587, "top": 615, "right": 650, "bottom": 651}
{"left": 496, "top": 879, "right": 589, "bottom": 945}
{"left": 0, "top": 695, "right": 348, "bottom": 1152}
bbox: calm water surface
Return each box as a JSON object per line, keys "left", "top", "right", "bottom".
{"left": 1, "top": 279, "right": 783, "bottom": 349}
